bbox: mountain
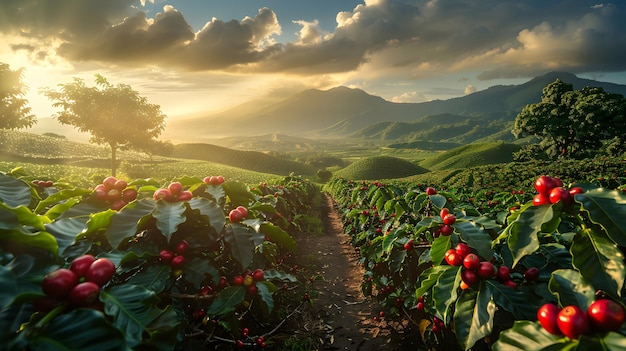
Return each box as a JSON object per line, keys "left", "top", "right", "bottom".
{"left": 164, "top": 71, "right": 626, "bottom": 140}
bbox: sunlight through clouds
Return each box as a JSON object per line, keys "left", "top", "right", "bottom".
{"left": 1, "top": 0, "right": 625, "bottom": 122}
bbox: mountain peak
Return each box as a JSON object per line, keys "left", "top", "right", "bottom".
{"left": 531, "top": 71, "right": 579, "bottom": 83}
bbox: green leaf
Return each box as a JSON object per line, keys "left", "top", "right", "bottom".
{"left": 101, "top": 284, "right": 175, "bottom": 348}
{"left": 456, "top": 220, "right": 493, "bottom": 260}
{"left": 415, "top": 265, "right": 450, "bottom": 299}
{"left": 389, "top": 249, "right": 407, "bottom": 273}
{"left": 140, "top": 305, "right": 180, "bottom": 351}
{"left": 263, "top": 269, "right": 297, "bottom": 282}
{"left": 429, "top": 194, "right": 447, "bottom": 209}
{"left": 492, "top": 320, "right": 571, "bottom": 351}
{"left": 45, "top": 202, "right": 110, "bottom": 254}
{"left": 0, "top": 265, "right": 18, "bottom": 308}
{"left": 79, "top": 210, "right": 115, "bottom": 239}
{"left": 506, "top": 204, "right": 560, "bottom": 267}
{"left": 206, "top": 286, "right": 246, "bottom": 316}
{"left": 188, "top": 197, "right": 225, "bottom": 234}
{"left": 430, "top": 234, "right": 451, "bottom": 266}
{"left": 224, "top": 223, "right": 255, "bottom": 270}
{"left": 382, "top": 228, "right": 401, "bottom": 253}
{"left": 432, "top": 265, "right": 460, "bottom": 322}
{"left": 571, "top": 228, "right": 625, "bottom": 298}
{"left": 539, "top": 243, "right": 573, "bottom": 268}
{"left": 152, "top": 201, "right": 186, "bottom": 243}
{"left": 576, "top": 189, "right": 626, "bottom": 246}
{"left": 223, "top": 181, "right": 255, "bottom": 206}
{"left": 43, "top": 198, "right": 80, "bottom": 220}
{"left": 0, "top": 174, "right": 32, "bottom": 208}
{"left": 183, "top": 257, "right": 219, "bottom": 288}
{"left": 26, "top": 309, "right": 129, "bottom": 351}
{"left": 486, "top": 280, "right": 541, "bottom": 320}
{"left": 600, "top": 332, "right": 626, "bottom": 351}
{"left": 0, "top": 203, "right": 48, "bottom": 231}
{"left": 394, "top": 202, "right": 406, "bottom": 219}
{"left": 1, "top": 229, "right": 58, "bottom": 257}
{"left": 453, "top": 284, "right": 496, "bottom": 350}
{"left": 106, "top": 199, "right": 156, "bottom": 249}
{"left": 34, "top": 188, "right": 92, "bottom": 214}
{"left": 204, "top": 184, "right": 226, "bottom": 203}
{"left": 548, "top": 269, "right": 595, "bottom": 309}
{"left": 257, "top": 281, "right": 274, "bottom": 314}
{"left": 260, "top": 222, "right": 296, "bottom": 252}
{"left": 125, "top": 264, "right": 172, "bottom": 294}
{"left": 46, "top": 217, "right": 88, "bottom": 255}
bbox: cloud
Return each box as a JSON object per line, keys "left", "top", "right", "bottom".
{"left": 1, "top": 0, "right": 625, "bottom": 80}
{"left": 391, "top": 91, "right": 427, "bottom": 103}
{"left": 464, "top": 84, "right": 477, "bottom": 95}
{"left": 58, "top": 6, "right": 194, "bottom": 64}
{"left": 293, "top": 20, "right": 325, "bottom": 45}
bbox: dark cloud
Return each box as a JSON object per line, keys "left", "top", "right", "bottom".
{"left": 58, "top": 6, "right": 194, "bottom": 64}
{"left": 1, "top": 0, "right": 625, "bottom": 79}
{"left": 0, "top": 0, "right": 133, "bottom": 40}
{"left": 173, "top": 8, "right": 281, "bottom": 70}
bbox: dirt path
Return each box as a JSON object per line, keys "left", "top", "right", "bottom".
{"left": 293, "top": 193, "right": 418, "bottom": 350}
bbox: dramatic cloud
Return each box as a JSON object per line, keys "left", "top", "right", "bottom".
{"left": 1, "top": 0, "right": 625, "bottom": 80}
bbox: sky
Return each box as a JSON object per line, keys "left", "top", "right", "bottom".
{"left": 2, "top": 0, "right": 626, "bottom": 122}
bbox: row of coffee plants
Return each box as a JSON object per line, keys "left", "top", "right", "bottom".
{"left": 325, "top": 168, "right": 626, "bottom": 350}
{"left": 0, "top": 172, "right": 319, "bottom": 350}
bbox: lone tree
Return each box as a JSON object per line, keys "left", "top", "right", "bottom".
{"left": 43, "top": 74, "right": 166, "bottom": 176}
{"left": 0, "top": 62, "right": 36, "bottom": 130}
{"left": 512, "top": 79, "right": 626, "bottom": 159}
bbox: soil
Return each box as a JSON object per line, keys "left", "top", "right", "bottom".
{"left": 285, "top": 193, "right": 420, "bottom": 351}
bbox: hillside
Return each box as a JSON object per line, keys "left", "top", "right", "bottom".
{"left": 164, "top": 71, "right": 626, "bottom": 141}
{"left": 171, "top": 143, "right": 316, "bottom": 176}
{"left": 335, "top": 156, "right": 429, "bottom": 180}
{"left": 419, "top": 141, "right": 522, "bottom": 171}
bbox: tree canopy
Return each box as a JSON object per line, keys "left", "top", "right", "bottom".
{"left": 512, "top": 79, "right": 626, "bottom": 159}
{"left": 43, "top": 74, "right": 167, "bottom": 176}
{"left": 0, "top": 62, "right": 36, "bottom": 130}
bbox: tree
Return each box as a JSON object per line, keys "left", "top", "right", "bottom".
{"left": 0, "top": 62, "right": 36, "bottom": 130}
{"left": 43, "top": 75, "right": 167, "bottom": 176}
{"left": 512, "top": 79, "right": 626, "bottom": 159}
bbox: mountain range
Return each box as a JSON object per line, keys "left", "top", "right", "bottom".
{"left": 28, "top": 71, "right": 626, "bottom": 145}
{"left": 163, "top": 71, "right": 626, "bottom": 143}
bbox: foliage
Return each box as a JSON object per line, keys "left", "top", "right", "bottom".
{"left": 42, "top": 74, "right": 167, "bottom": 176}
{"left": 512, "top": 79, "right": 626, "bottom": 159}
{"left": 0, "top": 171, "right": 320, "bottom": 350}
{"left": 0, "top": 62, "right": 36, "bottom": 130}
{"left": 325, "top": 161, "right": 626, "bottom": 350}
{"left": 404, "top": 157, "right": 626, "bottom": 196}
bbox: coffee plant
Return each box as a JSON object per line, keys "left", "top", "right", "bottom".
{"left": 0, "top": 172, "right": 318, "bottom": 350}
{"left": 325, "top": 169, "right": 626, "bottom": 350}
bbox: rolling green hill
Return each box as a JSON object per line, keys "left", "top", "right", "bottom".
{"left": 171, "top": 143, "right": 316, "bottom": 176}
{"left": 419, "top": 141, "right": 522, "bottom": 171}
{"left": 0, "top": 131, "right": 296, "bottom": 184}
{"left": 386, "top": 140, "right": 461, "bottom": 151}
{"left": 335, "top": 156, "right": 429, "bottom": 180}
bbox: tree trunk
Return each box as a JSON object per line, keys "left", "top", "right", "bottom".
{"left": 110, "top": 142, "right": 117, "bottom": 177}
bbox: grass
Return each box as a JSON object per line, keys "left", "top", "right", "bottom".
{"left": 335, "top": 156, "right": 430, "bottom": 180}
{"left": 171, "top": 143, "right": 316, "bottom": 177}
{"left": 0, "top": 131, "right": 299, "bottom": 185}
{"left": 418, "top": 141, "right": 522, "bottom": 171}
{"left": 121, "top": 158, "right": 283, "bottom": 184}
